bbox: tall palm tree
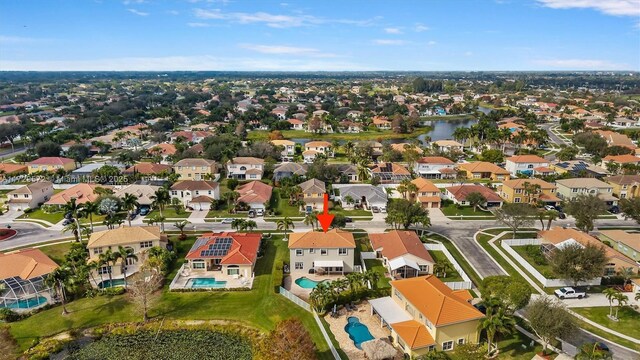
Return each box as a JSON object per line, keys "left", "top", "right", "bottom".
{"left": 243, "top": 220, "right": 257, "bottom": 231}
{"left": 121, "top": 193, "right": 139, "bottom": 227}
{"left": 222, "top": 191, "right": 240, "bottom": 213}
{"left": 303, "top": 212, "right": 317, "bottom": 230}
{"left": 173, "top": 220, "right": 189, "bottom": 239}
{"left": 62, "top": 198, "right": 82, "bottom": 242}
{"left": 545, "top": 210, "right": 558, "bottom": 230}
{"left": 45, "top": 266, "right": 71, "bottom": 315}
{"left": 356, "top": 164, "right": 370, "bottom": 182}
{"left": 602, "top": 288, "right": 618, "bottom": 318}
{"left": 79, "top": 200, "right": 100, "bottom": 232}
{"left": 150, "top": 188, "right": 170, "bottom": 231}
{"left": 98, "top": 249, "right": 116, "bottom": 287}
{"left": 478, "top": 305, "right": 516, "bottom": 355}
{"left": 115, "top": 246, "right": 138, "bottom": 286}
{"left": 231, "top": 218, "right": 245, "bottom": 231}
{"left": 613, "top": 292, "right": 628, "bottom": 319}
{"left": 86, "top": 260, "right": 102, "bottom": 288}
{"left": 276, "top": 217, "right": 294, "bottom": 241}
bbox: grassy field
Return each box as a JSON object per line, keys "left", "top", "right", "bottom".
{"left": 363, "top": 259, "right": 391, "bottom": 289}
{"left": 573, "top": 307, "right": 640, "bottom": 340}
{"left": 269, "top": 189, "right": 302, "bottom": 217}
{"left": 8, "top": 236, "right": 336, "bottom": 359}
{"left": 476, "top": 233, "right": 537, "bottom": 292}
{"left": 37, "top": 241, "right": 74, "bottom": 264}
{"left": 247, "top": 127, "right": 432, "bottom": 141}
{"left": 18, "top": 208, "right": 65, "bottom": 224}
{"left": 512, "top": 245, "right": 555, "bottom": 279}
{"left": 428, "top": 250, "right": 463, "bottom": 282}
{"left": 146, "top": 208, "right": 190, "bottom": 219}
{"left": 422, "top": 231, "right": 482, "bottom": 286}
{"left": 441, "top": 204, "right": 495, "bottom": 218}
{"left": 332, "top": 208, "right": 372, "bottom": 217}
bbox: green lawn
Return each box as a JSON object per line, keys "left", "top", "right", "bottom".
{"left": 573, "top": 317, "right": 640, "bottom": 352}
{"left": 512, "top": 245, "right": 556, "bottom": 279}
{"left": 36, "top": 241, "right": 73, "bottom": 264}
{"left": 573, "top": 307, "right": 640, "bottom": 340}
{"left": 363, "top": 259, "right": 391, "bottom": 289}
{"left": 427, "top": 250, "right": 463, "bottom": 282}
{"left": 79, "top": 214, "right": 107, "bottom": 225}
{"left": 206, "top": 207, "right": 247, "bottom": 218}
{"left": 441, "top": 204, "right": 494, "bottom": 218}
{"left": 475, "top": 233, "right": 537, "bottom": 292}
{"left": 496, "top": 329, "right": 547, "bottom": 359}
{"left": 146, "top": 208, "right": 190, "bottom": 219}
{"left": 332, "top": 209, "right": 372, "bottom": 217}
{"left": 8, "top": 236, "right": 336, "bottom": 360}
{"left": 269, "top": 189, "right": 302, "bottom": 217}
{"left": 421, "top": 231, "right": 482, "bottom": 286}
{"left": 18, "top": 208, "right": 65, "bottom": 224}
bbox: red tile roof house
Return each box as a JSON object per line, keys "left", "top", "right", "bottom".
{"left": 174, "top": 232, "right": 262, "bottom": 289}
{"left": 287, "top": 119, "right": 305, "bottom": 130}
{"left": 236, "top": 181, "right": 273, "bottom": 211}
{"left": 370, "top": 230, "right": 435, "bottom": 279}
{"left": 445, "top": 185, "right": 503, "bottom": 208}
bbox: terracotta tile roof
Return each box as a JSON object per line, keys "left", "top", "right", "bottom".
{"left": 46, "top": 183, "right": 104, "bottom": 205}
{"left": 228, "top": 157, "right": 265, "bottom": 165}
{"left": 171, "top": 180, "right": 219, "bottom": 191}
{"left": 533, "top": 166, "right": 554, "bottom": 173}
{"left": 451, "top": 289, "right": 474, "bottom": 302}
{"left": 29, "top": 157, "right": 74, "bottom": 165}
{"left": 123, "top": 163, "right": 172, "bottom": 174}
{"left": 271, "top": 140, "right": 296, "bottom": 146}
{"left": 459, "top": 162, "right": 509, "bottom": 175}
{"left": 303, "top": 150, "right": 319, "bottom": 156}
{"left": 416, "top": 156, "right": 454, "bottom": 164}
{"left": 288, "top": 229, "right": 356, "bottom": 249}
{"left": 370, "top": 162, "right": 411, "bottom": 175}
{"left": 438, "top": 168, "right": 457, "bottom": 174}
{"left": 446, "top": 185, "right": 502, "bottom": 203}
{"left": 305, "top": 141, "right": 332, "bottom": 148}
{"left": 390, "top": 143, "right": 423, "bottom": 154}
{"left": 603, "top": 154, "right": 640, "bottom": 164}
{"left": 185, "top": 232, "right": 261, "bottom": 265}
{"left": 595, "top": 130, "right": 636, "bottom": 149}
{"left": 391, "top": 275, "right": 484, "bottom": 326}
{"left": 390, "top": 320, "right": 435, "bottom": 350}
{"left": 0, "top": 163, "right": 28, "bottom": 174}
{"left": 501, "top": 178, "right": 555, "bottom": 190}
{"left": 236, "top": 181, "right": 273, "bottom": 204}
{"left": 598, "top": 230, "right": 640, "bottom": 250}
{"left": 0, "top": 248, "right": 58, "bottom": 280}
{"left": 150, "top": 143, "right": 177, "bottom": 155}
{"left": 605, "top": 174, "right": 640, "bottom": 185}
{"left": 369, "top": 230, "right": 434, "bottom": 263}
{"left": 287, "top": 119, "right": 304, "bottom": 125}
{"left": 506, "top": 155, "right": 548, "bottom": 163}
{"left": 88, "top": 226, "right": 165, "bottom": 248}
{"left": 411, "top": 178, "right": 439, "bottom": 193}
{"left": 433, "top": 140, "right": 463, "bottom": 147}
{"left": 174, "top": 158, "right": 217, "bottom": 167}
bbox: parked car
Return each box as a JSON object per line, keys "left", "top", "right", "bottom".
{"left": 64, "top": 212, "right": 73, "bottom": 220}
{"left": 62, "top": 219, "right": 72, "bottom": 226}
{"left": 345, "top": 217, "right": 353, "bottom": 223}
{"left": 371, "top": 206, "right": 380, "bottom": 213}
{"left": 256, "top": 209, "right": 265, "bottom": 216}
{"left": 609, "top": 206, "right": 620, "bottom": 214}
{"left": 544, "top": 205, "right": 556, "bottom": 211}
{"left": 554, "top": 287, "right": 586, "bottom": 299}
{"left": 139, "top": 206, "right": 150, "bottom": 216}
{"left": 221, "top": 218, "right": 234, "bottom": 224}
{"left": 380, "top": 206, "right": 387, "bottom": 213}
{"left": 558, "top": 212, "right": 566, "bottom": 219}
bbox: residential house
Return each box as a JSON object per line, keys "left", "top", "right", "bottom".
{"left": 28, "top": 157, "right": 76, "bottom": 174}
{"left": 431, "top": 140, "right": 463, "bottom": 153}
{"left": 445, "top": 185, "right": 503, "bottom": 208}
{"left": 288, "top": 229, "right": 356, "bottom": 274}
{"left": 304, "top": 141, "right": 333, "bottom": 157}
{"left": 336, "top": 164, "right": 359, "bottom": 182}
{"left": 170, "top": 180, "right": 220, "bottom": 210}
{"left": 369, "top": 276, "right": 484, "bottom": 357}
{"left": 370, "top": 230, "right": 435, "bottom": 278}
{"left": 539, "top": 227, "right": 637, "bottom": 276}
{"left": 369, "top": 163, "right": 412, "bottom": 184}
{"left": 298, "top": 178, "right": 325, "bottom": 213}
{"left": 236, "top": 181, "right": 273, "bottom": 211}
{"left": 550, "top": 160, "right": 608, "bottom": 178}
{"left": 149, "top": 143, "right": 177, "bottom": 164}
{"left": 271, "top": 139, "right": 296, "bottom": 161}
{"left": 391, "top": 143, "right": 423, "bottom": 155}
{"left": 45, "top": 183, "right": 103, "bottom": 206}
{"left": 287, "top": 119, "right": 305, "bottom": 130}
{"left": 0, "top": 248, "right": 59, "bottom": 309}
{"left": 7, "top": 181, "right": 54, "bottom": 211}
{"left": 498, "top": 178, "right": 559, "bottom": 206}
{"left": 333, "top": 184, "right": 388, "bottom": 210}
{"left": 87, "top": 226, "right": 168, "bottom": 288}
{"left": 612, "top": 117, "right": 639, "bottom": 128}
{"left": 70, "top": 162, "right": 126, "bottom": 182}
{"left": 226, "top": 157, "right": 265, "bottom": 180}
{"left": 184, "top": 232, "right": 261, "bottom": 284}
{"left": 458, "top": 162, "right": 510, "bottom": 181}
{"left": 411, "top": 178, "right": 441, "bottom": 209}
{"left": 505, "top": 155, "right": 549, "bottom": 176}
{"left": 605, "top": 174, "right": 640, "bottom": 199}
{"left": 602, "top": 154, "right": 640, "bottom": 168}
{"left": 173, "top": 158, "right": 218, "bottom": 181}
{"left": 169, "top": 130, "right": 212, "bottom": 144}
{"left": 113, "top": 184, "right": 160, "bottom": 206}
{"left": 0, "top": 163, "right": 27, "bottom": 180}
{"left": 555, "top": 178, "right": 617, "bottom": 206}
{"left": 598, "top": 230, "right": 640, "bottom": 262}
{"left": 413, "top": 157, "right": 456, "bottom": 180}
{"left": 273, "top": 162, "right": 307, "bottom": 182}
{"left": 373, "top": 116, "right": 392, "bottom": 130}
{"left": 595, "top": 130, "right": 639, "bottom": 155}
{"left": 123, "top": 163, "right": 173, "bottom": 178}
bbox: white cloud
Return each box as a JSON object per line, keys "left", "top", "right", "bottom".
{"left": 464, "top": 51, "right": 473, "bottom": 56}
{"left": 372, "top": 39, "right": 407, "bottom": 45}
{"left": 414, "top": 24, "right": 429, "bottom": 32}
{"left": 193, "top": 9, "right": 378, "bottom": 28}
{"left": 533, "top": 58, "right": 630, "bottom": 70}
{"left": 238, "top": 44, "right": 337, "bottom": 57}
{"left": 167, "top": 10, "right": 180, "bottom": 15}
{"left": 384, "top": 27, "right": 402, "bottom": 34}
{"left": 127, "top": 8, "right": 149, "bottom": 16}
{"left": 536, "top": 0, "right": 640, "bottom": 16}
{"left": 0, "top": 55, "right": 372, "bottom": 71}
{"left": 123, "top": 0, "right": 146, "bottom": 4}
{"left": 0, "top": 35, "right": 38, "bottom": 44}
{"left": 427, "top": 40, "right": 437, "bottom": 45}
{"left": 187, "top": 22, "right": 211, "bottom": 27}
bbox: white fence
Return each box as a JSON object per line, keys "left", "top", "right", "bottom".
{"left": 279, "top": 286, "right": 311, "bottom": 312}
{"left": 501, "top": 239, "right": 601, "bottom": 288}
{"left": 312, "top": 312, "right": 343, "bottom": 360}
{"left": 360, "top": 251, "right": 377, "bottom": 260}
{"left": 168, "top": 264, "right": 186, "bottom": 290}
{"left": 424, "top": 243, "right": 473, "bottom": 289}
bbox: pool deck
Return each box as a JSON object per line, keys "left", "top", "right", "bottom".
{"left": 323, "top": 303, "right": 402, "bottom": 360}
{"left": 284, "top": 271, "right": 345, "bottom": 299}
{"left": 170, "top": 265, "right": 254, "bottom": 290}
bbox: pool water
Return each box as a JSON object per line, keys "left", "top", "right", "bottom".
{"left": 1, "top": 296, "right": 48, "bottom": 309}
{"left": 98, "top": 278, "right": 126, "bottom": 289}
{"left": 295, "top": 277, "right": 324, "bottom": 289}
{"left": 344, "top": 316, "right": 374, "bottom": 349}
{"left": 186, "top": 278, "right": 227, "bottom": 289}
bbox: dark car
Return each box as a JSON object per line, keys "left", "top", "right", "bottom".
{"left": 139, "top": 206, "right": 150, "bottom": 216}
{"left": 64, "top": 212, "right": 73, "bottom": 220}
{"left": 595, "top": 342, "right": 610, "bottom": 353}
{"left": 62, "top": 219, "right": 72, "bottom": 226}
{"left": 474, "top": 303, "right": 487, "bottom": 314}
{"left": 558, "top": 212, "right": 566, "bottom": 219}
{"left": 345, "top": 217, "right": 353, "bottom": 223}
{"left": 609, "top": 206, "right": 619, "bottom": 214}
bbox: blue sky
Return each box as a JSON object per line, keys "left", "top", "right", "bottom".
{"left": 1, "top": 0, "right": 638, "bottom": 71}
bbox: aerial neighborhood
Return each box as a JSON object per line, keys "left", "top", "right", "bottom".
{"left": 0, "top": 71, "right": 639, "bottom": 360}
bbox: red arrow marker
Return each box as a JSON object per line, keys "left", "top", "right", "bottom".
{"left": 316, "top": 193, "right": 334, "bottom": 233}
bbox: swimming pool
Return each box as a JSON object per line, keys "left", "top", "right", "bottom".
{"left": 98, "top": 278, "right": 126, "bottom": 289}
{"left": 1, "top": 296, "right": 48, "bottom": 309}
{"left": 186, "top": 278, "right": 228, "bottom": 289}
{"left": 294, "top": 277, "right": 325, "bottom": 289}
{"left": 344, "top": 316, "right": 374, "bottom": 349}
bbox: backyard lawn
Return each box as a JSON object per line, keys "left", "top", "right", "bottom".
{"left": 332, "top": 208, "right": 372, "bottom": 217}
{"left": 8, "top": 235, "right": 336, "bottom": 360}
{"left": 573, "top": 307, "right": 640, "bottom": 340}
{"left": 146, "top": 208, "right": 190, "bottom": 219}
{"left": 427, "top": 250, "right": 463, "bottom": 282}
{"left": 37, "top": 241, "right": 74, "bottom": 264}
{"left": 512, "top": 245, "right": 556, "bottom": 279}
{"left": 269, "top": 189, "right": 302, "bottom": 217}
{"left": 363, "top": 259, "right": 391, "bottom": 289}
{"left": 441, "top": 204, "right": 494, "bottom": 218}
{"left": 18, "top": 208, "right": 65, "bottom": 224}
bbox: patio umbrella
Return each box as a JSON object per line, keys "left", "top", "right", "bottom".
{"left": 361, "top": 339, "right": 397, "bottom": 360}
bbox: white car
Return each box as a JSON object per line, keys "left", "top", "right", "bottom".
{"left": 554, "top": 287, "right": 586, "bottom": 299}
{"left": 221, "top": 218, "right": 234, "bottom": 224}
{"left": 544, "top": 205, "right": 556, "bottom": 211}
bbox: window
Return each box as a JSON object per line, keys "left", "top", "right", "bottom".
{"left": 572, "top": 188, "right": 578, "bottom": 193}
{"left": 195, "top": 191, "right": 199, "bottom": 195}
{"left": 296, "top": 249, "right": 303, "bottom": 256}
{"left": 250, "top": 174, "right": 257, "bottom": 179}
{"left": 428, "top": 345, "right": 436, "bottom": 352}
{"left": 338, "top": 248, "right": 348, "bottom": 255}
{"left": 321, "top": 249, "right": 328, "bottom": 256}
{"left": 192, "top": 261, "right": 205, "bottom": 269}
{"left": 295, "top": 262, "right": 303, "bottom": 270}
{"left": 98, "top": 266, "right": 111, "bottom": 275}
{"left": 457, "top": 338, "right": 465, "bottom": 345}
{"left": 442, "top": 341, "right": 453, "bottom": 351}
{"left": 24, "top": 194, "right": 29, "bottom": 198}
{"left": 140, "top": 241, "right": 153, "bottom": 249}
{"left": 515, "top": 189, "right": 522, "bottom": 194}
{"left": 171, "top": 190, "right": 178, "bottom": 196}
{"left": 227, "top": 268, "right": 239, "bottom": 275}
{"left": 419, "top": 265, "right": 429, "bottom": 272}
{"left": 394, "top": 289, "right": 403, "bottom": 300}
{"left": 93, "top": 247, "right": 103, "bottom": 255}
{"left": 309, "top": 249, "right": 315, "bottom": 254}
{"left": 514, "top": 197, "right": 521, "bottom": 203}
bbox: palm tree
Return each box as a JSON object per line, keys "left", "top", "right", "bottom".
{"left": 222, "top": 191, "right": 240, "bottom": 212}
{"left": 98, "top": 249, "right": 117, "bottom": 286}
{"left": 79, "top": 201, "right": 100, "bottom": 232}
{"left": 243, "top": 220, "right": 257, "bottom": 231}
{"left": 613, "top": 292, "right": 628, "bottom": 319}
{"left": 150, "top": 188, "right": 170, "bottom": 230}
{"left": 384, "top": 187, "right": 395, "bottom": 198}
{"left": 343, "top": 195, "right": 355, "bottom": 208}
{"left": 452, "top": 127, "right": 470, "bottom": 151}
{"left": 62, "top": 198, "right": 82, "bottom": 242}
{"left": 45, "top": 266, "right": 71, "bottom": 315}
{"left": 121, "top": 193, "right": 139, "bottom": 227}
{"left": 545, "top": 210, "right": 558, "bottom": 230}
{"left": 602, "top": 288, "right": 618, "bottom": 318}
{"left": 86, "top": 260, "right": 102, "bottom": 288}
{"left": 231, "top": 218, "right": 245, "bottom": 231}
{"left": 276, "top": 217, "right": 294, "bottom": 241}
{"left": 406, "top": 182, "right": 418, "bottom": 201}
{"left": 478, "top": 305, "right": 516, "bottom": 355}
{"left": 357, "top": 164, "right": 370, "bottom": 182}
{"left": 114, "top": 246, "right": 138, "bottom": 286}
{"left": 576, "top": 342, "right": 612, "bottom": 360}
{"left": 364, "top": 269, "right": 381, "bottom": 290}
{"left": 173, "top": 220, "right": 190, "bottom": 239}
{"left": 303, "top": 212, "right": 317, "bottom": 230}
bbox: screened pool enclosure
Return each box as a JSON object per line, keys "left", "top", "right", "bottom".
{"left": 0, "top": 275, "right": 52, "bottom": 310}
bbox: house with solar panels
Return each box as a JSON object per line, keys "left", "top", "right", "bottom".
{"left": 171, "top": 232, "right": 262, "bottom": 289}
